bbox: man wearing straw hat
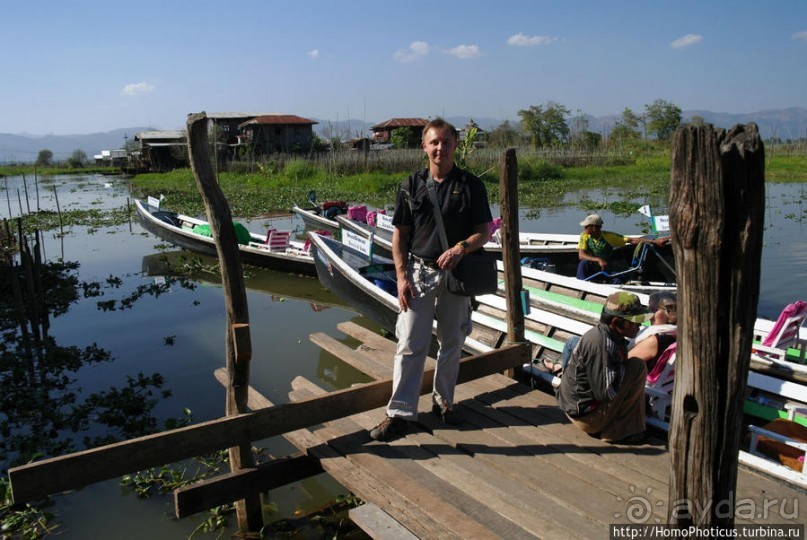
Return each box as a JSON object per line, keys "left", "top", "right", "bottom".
{"left": 556, "top": 291, "right": 652, "bottom": 444}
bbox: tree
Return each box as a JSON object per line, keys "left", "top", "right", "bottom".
{"left": 517, "top": 101, "right": 570, "bottom": 148}
{"left": 571, "top": 130, "right": 602, "bottom": 150}
{"left": 609, "top": 108, "right": 643, "bottom": 146}
{"left": 644, "top": 99, "right": 682, "bottom": 142}
{"left": 486, "top": 120, "right": 522, "bottom": 148}
{"left": 689, "top": 115, "right": 705, "bottom": 127}
{"left": 68, "top": 149, "right": 87, "bottom": 168}
{"left": 569, "top": 113, "right": 601, "bottom": 150}
{"left": 390, "top": 127, "right": 416, "bottom": 149}
{"left": 36, "top": 149, "right": 53, "bottom": 166}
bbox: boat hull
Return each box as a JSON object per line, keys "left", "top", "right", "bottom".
{"left": 293, "top": 205, "right": 340, "bottom": 234}
{"left": 334, "top": 218, "right": 676, "bottom": 283}
{"left": 335, "top": 215, "right": 394, "bottom": 259}
{"left": 308, "top": 232, "right": 400, "bottom": 333}
{"left": 135, "top": 199, "right": 316, "bottom": 276}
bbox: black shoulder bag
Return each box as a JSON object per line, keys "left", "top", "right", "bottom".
{"left": 425, "top": 177, "right": 498, "bottom": 297}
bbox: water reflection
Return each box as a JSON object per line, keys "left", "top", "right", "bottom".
{"left": 140, "top": 250, "right": 347, "bottom": 312}
{"left": 0, "top": 250, "right": 189, "bottom": 537}
{"left": 315, "top": 327, "right": 376, "bottom": 391}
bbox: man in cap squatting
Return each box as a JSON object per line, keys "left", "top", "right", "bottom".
{"left": 556, "top": 291, "right": 653, "bottom": 444}
{"left": 576, "top": 213, "right": 670, "bottom": 281}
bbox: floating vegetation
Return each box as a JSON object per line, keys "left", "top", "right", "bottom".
{"left": 20, "top": 206, "right": 132, "bottom": 232}
{"left": 0, "top": 246, "right": 193, "bottom": 538}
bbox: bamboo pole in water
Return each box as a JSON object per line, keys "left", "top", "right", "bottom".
{"left": 34, "top": 168, "right": 40, "bottom": 212}
{"left": 22, "top": 174, "right": 31, "bottom": 214}
{"left": 4, "top": 177, "right": 11, "bottom": 218}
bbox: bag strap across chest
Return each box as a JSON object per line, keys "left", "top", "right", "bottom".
{"left": 425, "top": 176, "right": 450, "bottom": 252}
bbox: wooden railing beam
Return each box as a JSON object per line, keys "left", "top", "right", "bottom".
{"left": 9, "top": 344, "right": 530, "bottom": 502}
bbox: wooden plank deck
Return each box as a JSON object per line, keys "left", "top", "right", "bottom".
{"left": 284, "top": 321, "right": 807, "bottom": 539}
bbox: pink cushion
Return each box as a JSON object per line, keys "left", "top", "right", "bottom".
{"left": 347, "top": 205, "right": 367, "bottom": 222}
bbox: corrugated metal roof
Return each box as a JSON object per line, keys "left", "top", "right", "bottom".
{"left": 206, "top": 112, "right": 279, "bottom": 119}
{"left": 370, "top": 118, "right": 429, "bottom": 130}
{"left": 239, "top": 115, "right": 318, "bottom": 128}
{"left": 142, "top": 142, "right": 186, "bottom": 147}
{"left": 136, "top": 130, "right": 186, "bottom": 140}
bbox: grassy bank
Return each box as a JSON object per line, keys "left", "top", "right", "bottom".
{"left": 0, "top": 164, "right": 119, "bottom": 177}
{"left": 124, "top": 152, "right": 806, "bottom": 218}
{"left": 5, "top": 146, "right": 805, "bottom": 219}
{"left": 127, "top": 152, "right": 660, "bottom": 216}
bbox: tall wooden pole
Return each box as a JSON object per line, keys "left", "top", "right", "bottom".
{"left": 499, "top": 148, "right": 525, "bottom": 346}
{"left": 667, "top": 123, "right": 765, "bottom": 529}
{"left": 187, "top": 112, "right": 262, "bottom": 533}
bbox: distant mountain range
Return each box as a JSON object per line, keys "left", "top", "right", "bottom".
{"left": 0, "top": 128, "right": 152, "bottom": 163}
{"left": 2, "top": 107, "right": 806, "bottom": 163}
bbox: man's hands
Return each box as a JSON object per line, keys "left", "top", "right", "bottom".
{"left": 437, "top": 245, "right": 465, "bottom": 271}
{"left": 397, "top": 276, "right": 415, "bottom": 312}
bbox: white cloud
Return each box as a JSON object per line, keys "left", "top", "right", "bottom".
{"left": 670, "top": 34, "right": 703, "bottom": 49}
{"left": 121, "top": 81, "right": 156, "bottom": 97}
{"left": 447, "top": 44, "right": 481, "bottom": 59}
{"left": 410, "top": 41, "right": 429, "bottom": 55}
{"left": 394, "top": 41, "right": 430, "bottom": 62}
{"left": 792, "top": 30, "right": 807, "bottom": 41}
{"left": 507, "top": 33, "right": 557, "bottom": 47}
{"left": 308, "top": 49, "right": 320, "bottom": 58}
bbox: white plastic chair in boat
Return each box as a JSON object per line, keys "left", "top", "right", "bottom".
{"left": 266, "top": 230, "right": 291, "bottom": 252}
{"left": 582, "top": 243, "right": 651, "bottom": 284}
{"left": 752, "top": 300, "right": 807, "bottom": 364}
{"left": 644, "top": 342, "right": 677, "bottom": 421}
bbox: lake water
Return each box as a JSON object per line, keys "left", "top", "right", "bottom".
{"left": 1, "top": 173, "right": 805, "bottom": 538}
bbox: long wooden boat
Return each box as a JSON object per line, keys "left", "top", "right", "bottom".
{"left": 135, "top": 198, "right": 316, "bottom": 276}
{"left": 335, "top": 213, "right": 587, "bottom": 267}
{"left": 334, "top": 209, "right": 676, "bottom": 282}
{"left": 307, "top": 230, "right": 400, "bottom": 333}
{"left": 514, "top": 263, "right": 807, "bottom": 382}
{"left": 292, "top": 203, "right": 343, "bottom": 234}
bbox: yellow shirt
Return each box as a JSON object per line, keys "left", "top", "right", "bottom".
{"left": 577, "top": 231, "right": 628, "bottom": 260}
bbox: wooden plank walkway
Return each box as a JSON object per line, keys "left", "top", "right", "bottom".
{"left": 284, "top": 321, "right": 807, "bottom": 539}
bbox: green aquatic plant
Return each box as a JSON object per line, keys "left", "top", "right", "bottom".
{"left": 0, "top": 476, "right": 59, "bottom": 540}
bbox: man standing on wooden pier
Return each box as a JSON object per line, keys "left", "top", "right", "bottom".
{"left": 369, "top": 118, "right": 492, "bottom": 442}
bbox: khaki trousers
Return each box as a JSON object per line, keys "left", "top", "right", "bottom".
{"left": 387, "top": 262, "right": 472, "bottom": 419}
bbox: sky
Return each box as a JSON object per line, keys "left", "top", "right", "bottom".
{"left": 2, "top": 0, "right": 806, "bottom": 135}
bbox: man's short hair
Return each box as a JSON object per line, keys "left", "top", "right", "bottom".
{"left": 422, "top": 117, "right": 458, "bottom": 141}
{"left": 649, "top": 291, "right": 676, "bottom": 312}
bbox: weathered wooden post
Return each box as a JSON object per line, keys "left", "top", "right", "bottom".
{"left": 499, "top": 148, "right": 525, "bottom": 350}
{"left": 668, "top": 123, "right": 765, "bottom": 529}
{"left": 187, "top": 112, "right": 263, "bottom": 533}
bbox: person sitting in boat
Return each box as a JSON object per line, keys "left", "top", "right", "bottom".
{"left": 556, "top": 291, "right": 652, "bottom": 444}
{"left": 576, "top": 213, "right": 669, "bottom": 282}
{"left": 544, "top": 292, "right": 677, "bottom": 376}
{"left": 627, "top": 291, "right": 677, "bottom": 373}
